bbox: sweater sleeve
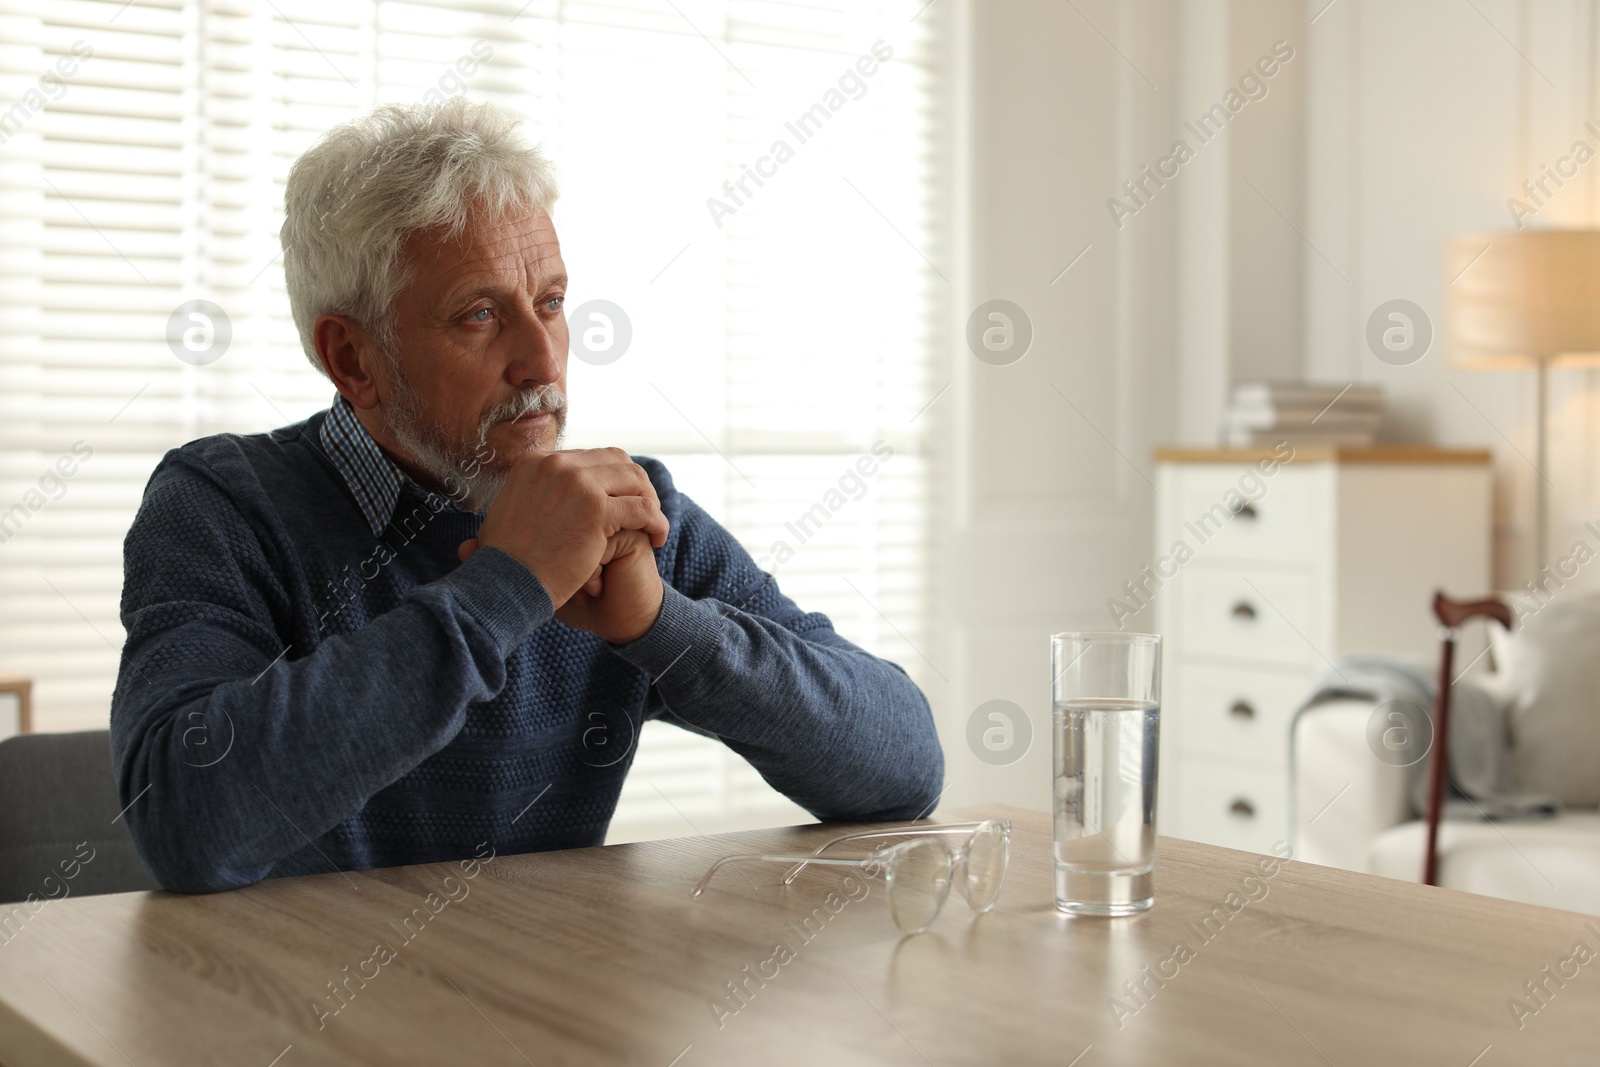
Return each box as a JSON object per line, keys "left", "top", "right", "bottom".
{"left": 109, "top": 453, "right": 552, "bottom": 893}
{"left": 607, "top": 465, "right": 944, "bottom": 822}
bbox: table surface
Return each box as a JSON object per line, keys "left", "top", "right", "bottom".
{"left": 2, "top": 804, "right": 1596, "bottom": 1066}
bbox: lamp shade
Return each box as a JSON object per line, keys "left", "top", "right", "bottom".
{"left": 1444, "top": 230, "right": 1600, "bottom": 367}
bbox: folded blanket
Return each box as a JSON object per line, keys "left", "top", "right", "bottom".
{"left": 1289, "top": 654, "right": 1557, "bottom": 823}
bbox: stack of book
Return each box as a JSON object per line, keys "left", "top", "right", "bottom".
{"left": 1222, "top": 381, "right": 1382, "bottom": 447}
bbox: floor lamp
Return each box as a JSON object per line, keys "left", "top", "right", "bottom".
{"left": 1429, "top": 233, "right": 1600, "bottom": 885}
{"left": 1444, "top": 231, "right": 1600, "bottom": 576}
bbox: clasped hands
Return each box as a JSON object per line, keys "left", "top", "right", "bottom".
{"left": 456, "top": 448, "right": 669, "bottom": 645}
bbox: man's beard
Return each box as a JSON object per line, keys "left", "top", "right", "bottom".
{"left": 380, "top": 350, "right": 567, "bottom": 512}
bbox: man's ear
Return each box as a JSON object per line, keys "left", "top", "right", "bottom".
{"left": 314, "top": 313, "right": 385, "bottom": 411}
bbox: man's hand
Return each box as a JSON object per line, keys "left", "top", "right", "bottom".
{"left": 455, "top": 448, "right": 669, "bottom": 613}
{"left": 552, "top": 528, "right": 664, "bottom": 644}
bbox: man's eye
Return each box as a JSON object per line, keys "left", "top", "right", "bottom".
{"left": 545, "top": 296, "right": 564, "bottom": 313}
{"left": 469, "top": 308, "right": 493, "bottom": 323}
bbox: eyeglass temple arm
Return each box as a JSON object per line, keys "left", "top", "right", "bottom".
{"left": 779, "top": 824, "right": 986, "bottom": 885}
{"left": 691, "top": 854, "right": 879, "bottom": 898}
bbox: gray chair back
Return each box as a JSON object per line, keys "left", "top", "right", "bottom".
{"left": 0, "top": 730, "right": 155, "bottom": 903}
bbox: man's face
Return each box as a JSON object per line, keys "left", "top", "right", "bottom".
{"left": 375, "top": 204, "right": 570, "bottom": 509}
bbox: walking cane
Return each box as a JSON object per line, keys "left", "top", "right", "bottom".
{"left": 1425, "top": 592, "right": 1512, "bottom": 886}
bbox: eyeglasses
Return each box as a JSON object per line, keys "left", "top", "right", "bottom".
{"left": 691, "top": 820, "right": 1011, "bottom": 934}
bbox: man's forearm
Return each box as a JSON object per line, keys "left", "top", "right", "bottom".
{"left": 112, "top": 548, "right": 550, "bottom": 892}
{"left": 609, "top": 585, "right": 944, "bottom": 820}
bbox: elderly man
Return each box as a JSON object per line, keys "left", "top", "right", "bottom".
{"left": 110, "top": 99, "right": 943, "bottom": 893}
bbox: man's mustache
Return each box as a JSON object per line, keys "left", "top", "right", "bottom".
{"left": 486, "top": 385, "right": 566, "bottom": 425}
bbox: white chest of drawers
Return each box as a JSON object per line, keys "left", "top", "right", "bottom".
{"left": 1150, "top": 446, "right": 1492, "bottom": 854}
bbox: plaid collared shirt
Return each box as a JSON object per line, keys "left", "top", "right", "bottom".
{"left": 319, "top": 394, "right": 475, "bottom": 535}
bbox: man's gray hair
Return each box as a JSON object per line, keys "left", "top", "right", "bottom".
{"left": 281, "top": 98, "right": 559, "bottom": 375}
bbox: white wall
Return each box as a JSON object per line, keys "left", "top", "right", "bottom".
{"left": 936, "top": 0, "right": 1178, "bottom": 813}
{"left": 1301, "top": 0, "right": 1600, "bottom": 592}
{"left": 1173, "top": 0, "right": 1308, "bottom": 441}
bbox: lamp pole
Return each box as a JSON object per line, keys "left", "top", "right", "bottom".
{"left": 1535, "top": 357, "right": 1548, "bottom": 577}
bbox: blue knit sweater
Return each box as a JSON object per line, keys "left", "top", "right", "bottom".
{"left": 109, "top": 409, "right": 943, "bottom": 892}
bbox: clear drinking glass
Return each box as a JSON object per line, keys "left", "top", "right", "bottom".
{"left": 1052, "top": 631, "right": 1162, "bottom": 916}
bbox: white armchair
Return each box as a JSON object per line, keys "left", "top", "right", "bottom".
{"left": 1291, "top": 602, "right": 1600, "bottom": 916}
{"left": 1291, "top": 696, "right": 1411, "bottom": 871}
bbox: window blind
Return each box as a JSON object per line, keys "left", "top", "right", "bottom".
{"left": 0, "top": 0, "right": 946, "bottom": 838}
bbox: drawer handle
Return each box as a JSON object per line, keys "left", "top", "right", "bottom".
{"left": 1232, "top": 502, "right": 1259, "bottom": 520}
{"left": 1230, "top": 601, "right": 1257, "bottom": 621}
{"left": 1229, "top": 700, "right": 1255, "bottom": 721}
{"left": 1229, "top": 798, "right": 1256, "bottom": 819}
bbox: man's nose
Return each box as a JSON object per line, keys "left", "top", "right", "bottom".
{"left": 505, "top": 312, "right": 563, "bottom": 386}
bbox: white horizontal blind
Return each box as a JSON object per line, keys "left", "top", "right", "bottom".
{"left": 0, "top": 0, "right": 946, "bottom": 836}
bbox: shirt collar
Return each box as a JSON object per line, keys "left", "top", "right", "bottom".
{"left": 320, "top": 394, "right": 474, "bottom": 535}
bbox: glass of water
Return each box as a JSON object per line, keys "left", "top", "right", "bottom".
{"left": 1052, "top": 631, "right": 1162, "bottom": 916}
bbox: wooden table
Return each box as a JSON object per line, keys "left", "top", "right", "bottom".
{"left": 1, "top": 805, "right": 1596, "bottom": 1065}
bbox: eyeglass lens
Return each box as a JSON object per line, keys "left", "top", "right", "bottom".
{"left": 963, "top": 821, "right": 1009, "bottom": 912}
{"left": 887, "top": 837, "right": 952, "bottom": 932}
